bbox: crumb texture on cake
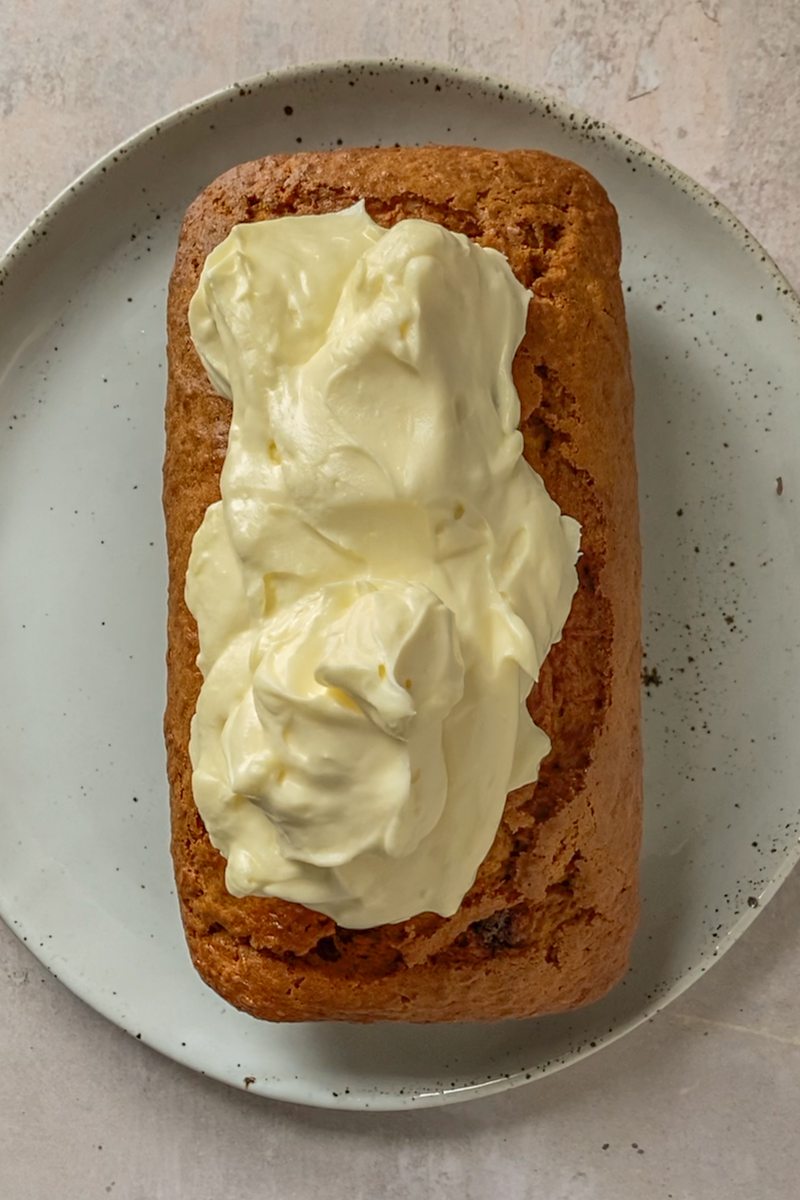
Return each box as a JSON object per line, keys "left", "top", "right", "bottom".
{"left": 164, "top": 146, "right": 642, "bottom": 1022}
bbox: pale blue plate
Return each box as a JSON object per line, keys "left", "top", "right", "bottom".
{"left": 0, "top": 60, "right": 798, "bottom": 1109}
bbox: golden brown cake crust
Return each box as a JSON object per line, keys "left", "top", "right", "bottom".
{"left": 163, "top": 146, "right": 642, "bottom": 1022}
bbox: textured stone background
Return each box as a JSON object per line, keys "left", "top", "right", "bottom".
{"left": 1, "top": 2, "right": 798, "bottom": 1198}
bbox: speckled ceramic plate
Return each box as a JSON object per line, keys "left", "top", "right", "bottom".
{"left": 1, "top": 60, "right": 798, "bottom": 1111}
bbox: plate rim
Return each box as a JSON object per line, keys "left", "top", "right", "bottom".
{"left": 1, "top": 57, "right": 799, "bottom": 1112}
{"left": 3, "top": 56, "right": 799, "bottom": 316}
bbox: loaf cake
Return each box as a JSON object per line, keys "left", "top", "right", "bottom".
{"left": 163, "top": 145, "right": 642, "bottom": 1022}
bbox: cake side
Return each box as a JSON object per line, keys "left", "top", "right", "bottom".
{"left": 163, "top": 145, "right": 642, "bottom": 1022}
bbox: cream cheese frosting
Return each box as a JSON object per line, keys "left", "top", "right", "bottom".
{"left": 185, "top": 202, "right": 580, "bottom": 928}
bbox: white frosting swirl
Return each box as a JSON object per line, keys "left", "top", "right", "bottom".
{"left": 185, "top": 203, "right": 580, "bottom": 928}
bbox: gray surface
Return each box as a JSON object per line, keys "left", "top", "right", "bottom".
{"left": 1, "top": 0, "right": 798, "bottom": 1195}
